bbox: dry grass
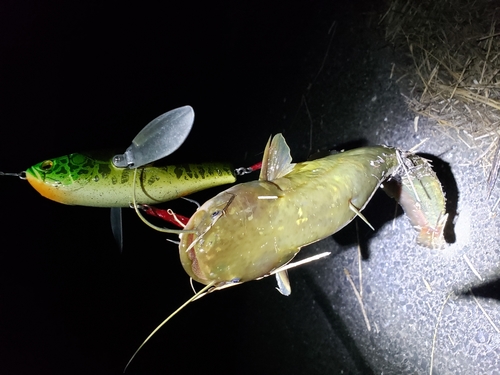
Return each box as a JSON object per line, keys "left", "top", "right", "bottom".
{"left": 381, "top": 0, "right": 500, "bottom": 196}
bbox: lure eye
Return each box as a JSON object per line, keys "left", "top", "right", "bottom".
{"left": 40, "top": 160, "right": 54, "bottom": 171}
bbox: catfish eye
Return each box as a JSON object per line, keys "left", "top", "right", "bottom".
{"left": 211, "top": 210, "right": 221, "bottom": 219}
{"left": 40, "top": 160, "right": 54, "bottom": 171}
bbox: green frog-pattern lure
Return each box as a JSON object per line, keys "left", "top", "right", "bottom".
{"left": 21, "top": 106, "right": 238, "bottom": 208}
{"left": 124, "top": 133, "right": 448, "bottom": 371}
{"left": 2, "top": 106, "right": 257, "bottom": 249}
{"left": 25, "top": 152, "right": 236, "bottom": 207}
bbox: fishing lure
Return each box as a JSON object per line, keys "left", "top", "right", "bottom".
{"left": 2, "top": 106, "right": 261, "bottom": 249}
{"left": 24, "top": 153, "right": 237, "bottom": 207}
{"left": 18, "top": 105, "right": 239, "bottom": 207}
{"left": 124, "top": 133, "right": 448, "bottom": 370}
{"left": 21, "top": 151, "right": 250, "bottom": 249}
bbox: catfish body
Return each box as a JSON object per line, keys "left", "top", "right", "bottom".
{"left": 179, "top": 135, "right": 400, "bottom": 285}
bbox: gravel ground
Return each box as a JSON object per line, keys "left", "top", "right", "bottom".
{"left": 1, "top": 1, "right": 499, "bottom": 374}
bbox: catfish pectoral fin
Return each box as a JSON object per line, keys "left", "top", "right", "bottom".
{"left": 275, "top": 270, "right": 291, "bottom": 296}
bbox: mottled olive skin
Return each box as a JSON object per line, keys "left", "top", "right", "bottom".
{"left": 179, "top": 146, "right": 400, "bottom": 285}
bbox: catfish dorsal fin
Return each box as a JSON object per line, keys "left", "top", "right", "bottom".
{"left": 259, "top": 133, "right": 295, "bottom": 181}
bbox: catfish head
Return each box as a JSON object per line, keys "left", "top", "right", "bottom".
{"left": 179, "top": 179, "right": 293, "bottom": 287}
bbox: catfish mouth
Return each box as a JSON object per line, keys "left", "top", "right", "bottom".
{"left": 181, "top": 194, "right": 235, "bottom": 283}
{"left": 184, "top": 232, "right": 206, "bottom": 281}
{"left": 181, "top": 209, "right": 211, "bottom": 282}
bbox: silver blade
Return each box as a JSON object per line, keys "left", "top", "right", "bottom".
{"left": 113, "top": 105, "right": 194, "bottom": 168}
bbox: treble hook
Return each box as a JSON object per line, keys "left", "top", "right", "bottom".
{"left": 0, "top": 171, "right": 26, "bottom": 179}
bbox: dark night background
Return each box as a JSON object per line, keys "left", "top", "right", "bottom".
{"left": 2, "top": 1, "right": 500, "bottom": 375}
